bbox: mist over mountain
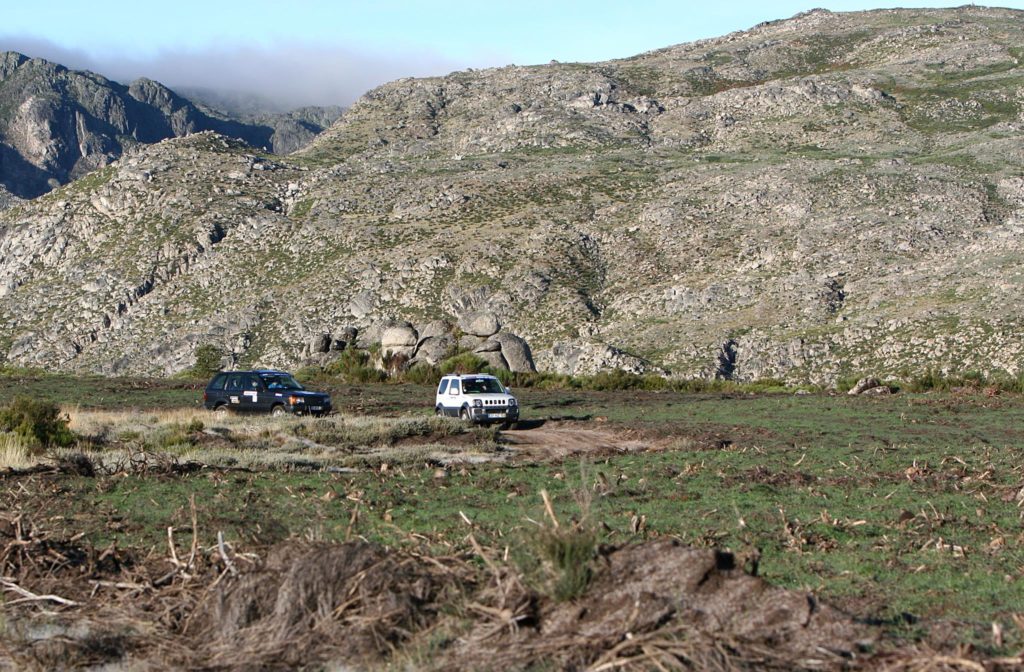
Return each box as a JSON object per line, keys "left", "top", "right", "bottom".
{"left": 0, "top": 51, "right": 342, "bottom": 197}
{"left": 2, "top": 7, "right": 1024, "bottom": 384}
{"left": 0, "top": 35, "right": 469, "bottom": 108}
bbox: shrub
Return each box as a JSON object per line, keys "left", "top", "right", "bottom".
{"left": 0, "top": 396, "right": 75, "bottom": 452}
{"left": 325, "top": 348, "right": 386, "bottom": 384}
{"left": 439, "top": 352, "right": 488, "bottom": 375}
{"left": 401, "top": 363, "right": 442, "bottom": 386}
{"left": 990, "top": 373, "right": 1024, "bottom": 394}
{"left": 380, "top": 351, "right": 410, "bottom": 375}
{"left": 743, "top": 378, "right": 790, "bottom": 393}
{"left": 906, "top": 369, "right": 980, "bottom": 393}
{"left": 293, "top": 365, "right": 325, "bottom": 382}
{"left": 580, "top": 370, "right": 670, "bottom": 391}
{"left": 902, "top": 369, "right": 1021, "bottom": 394}
{"left": 514, "top": 483, "right": 599, "bottom": 602}
{"left": 481, "top": 366, "right": 514, "bottom": 386}
{"left": 532, "top": 524, "right": 598, "bottom": 601}
{"left": 191, "top": 344, "right": 224, "bottom": 378}
{"left": 530, "top": 373, "right": 577, "bottom": 390}
{"left": 835, "top": 374, "right": 865, "bottom": 393}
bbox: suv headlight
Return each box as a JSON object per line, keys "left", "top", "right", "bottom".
{"left": 508, "top": 397, "right": 517, "bottom": 406}
{"left": 473, "top": 399, "right": 483, "bottom": 407}
{"left": 288, "top": 395, "right": 305, "bottom": 404}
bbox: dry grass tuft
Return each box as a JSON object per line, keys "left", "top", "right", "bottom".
{"left": 58, "top": 408, "right": 501, "bottom": 472}
{"left": 0, "top": 433, "right": 38, "bottom": 469}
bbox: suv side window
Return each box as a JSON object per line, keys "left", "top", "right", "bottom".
{"left": 438, "top": 379, "right": 449, "bottom": 395}
{"left": 449, "top": 380, "right": 460, "bottom": 395}
{"left": 226, "top": 374, "right": 242, "bottom": 391}
{"left": 208, "top": 373, "right": 227, "bottom": 390}
{"left": 243, "top": 374, "right": 260, "bottom": 391}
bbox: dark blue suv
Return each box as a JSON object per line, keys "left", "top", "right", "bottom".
{"left": 203, "top": 370, "right": 332, "bottom": 417}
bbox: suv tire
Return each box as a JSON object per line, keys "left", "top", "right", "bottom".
{"left": 459, "top": 406, "right": 470, "bottom": 421}
{"left": 271, "top": 405, "right": 288, "bottom": 417}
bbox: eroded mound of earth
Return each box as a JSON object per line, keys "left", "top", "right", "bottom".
{"left": 437, "top": 539, "right": 875, "bottom": 671}
{"left": 1, "top": 522, "right": 887, "bottom": 671}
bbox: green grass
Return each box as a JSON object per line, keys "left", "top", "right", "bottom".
{"left": 4, "top": 372, "right": 1024, "bottom": 643}
{"left": 892, "top": 70, "right": 1023, "bottom": 134}
{"left": 0, "top": 372, "right": 203, "bottom": 409}
{"left": 289, "top": 198, "right": 315, "bottom": 218}
{"left": 11, "top": 421, "right": 1023, "bottom": 643}
{"left": 3, "top": 378, "right": 1024, "bottom": 646}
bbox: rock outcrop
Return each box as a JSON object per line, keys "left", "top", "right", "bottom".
{"left": 380, "top": 323, "right": 419, "bottom": 361}
{"left": 370, "top": 317, "right": 535, "bottom": 373}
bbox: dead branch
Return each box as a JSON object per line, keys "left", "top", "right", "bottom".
{"left": 187, "top": 493, "right": 199, "bottom": 569}
{"left": 217, "top": 531, "right": 238, "bottom": 577}
{"left": 541, "top": 489, "right": 560, "bottom": 528}
{"left": 1, "top": 577, "right": 78, "bottom": 606}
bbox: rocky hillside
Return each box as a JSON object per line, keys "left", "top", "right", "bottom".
{"left": 3, "top": 7, "right": 1024, "bottom": 383}
{"left": 0, "top": 52, "right": 341, "bottom": 198}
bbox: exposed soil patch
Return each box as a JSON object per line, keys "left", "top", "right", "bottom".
{"left": 391, "top": 427, "right": 486, "bottom": 449}
{"left": 499, "top": 420, "right": 656, "bottom": 460}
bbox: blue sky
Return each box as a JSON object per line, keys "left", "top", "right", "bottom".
{"left": 3, "top": 1, "right": 1024, "bottom": 108}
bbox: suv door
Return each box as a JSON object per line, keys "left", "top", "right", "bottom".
{"left": 435, "top": 378, "right": 450, "bottom": 413}
{"left": 204, "top": 373, "right": 228, "bottom": 409}
{"left": 447, "top": 378, "right": 462, "bottom": 416}
{"left": 239, "top": 373, "right": 266, "bottom": 413}
{"left": 224, "top": 373, "right": 245, "bottom": 410}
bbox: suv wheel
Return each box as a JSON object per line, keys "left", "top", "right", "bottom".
{"left": 271, "top": 405, "right": 288, "bottom": 417}
{"left": 214, "top": 404, "right": 229, "bottom": 417}
{"left": 435, "top": 406, "right": 444, "bottom": 417}
{"left": 459, "top": 406, "right": 470, "bottom": 422}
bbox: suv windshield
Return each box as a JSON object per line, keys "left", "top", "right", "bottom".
{"left": 260, "top": 373, "right": 304, "bottom": 390}
{"left": 462, "top": 378, "right": 504, "bottom": 394}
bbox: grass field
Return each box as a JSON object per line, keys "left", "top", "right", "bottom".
{"left": 2, "top": 374, "right": 1024, "bottom": 666}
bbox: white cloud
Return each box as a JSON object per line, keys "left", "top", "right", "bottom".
{"left": 0, "top": 36, "right": 471, "bottom": 109}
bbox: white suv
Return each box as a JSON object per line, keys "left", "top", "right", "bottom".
{"left": 435, "top": 373, "right": 519, "bottom": 426}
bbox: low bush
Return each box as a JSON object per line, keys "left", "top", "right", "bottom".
{"left": 532, "top": 524, "right": 598, "bottom": 601}
{"left": 191, "top": 344, "right": 224, "bottom": 378}
{"left": 325, "top": 348, "right": 386, "bottom": 384}
{"left": 835, "top": 374, "right": 866, "bottom": 393}
{"left": 742, "top": 378, "right": 791, "bottom": 393}
{"left": 401, "top": 363, "right": 442, "bottom": 386}
{"left": 578, "top": 370, "right": 670, "bottom": 391}
{"left": 905, "top": 369, "right": 997, "bottom": 393}
{"left": 0, "top": 396, "right": 75, "bottom": 452}
{"left": 439, "top": 352, "right": 489, "bottom": 374}
{"left": 515, "top": 485, "right": 599, "bottom": 602}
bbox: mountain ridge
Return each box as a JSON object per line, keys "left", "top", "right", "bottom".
{"left": 0, "top": 51, "right": 341, "bottom": 198}
{"left": 2, "top": 6, "right": 1024, "bottom": 383}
